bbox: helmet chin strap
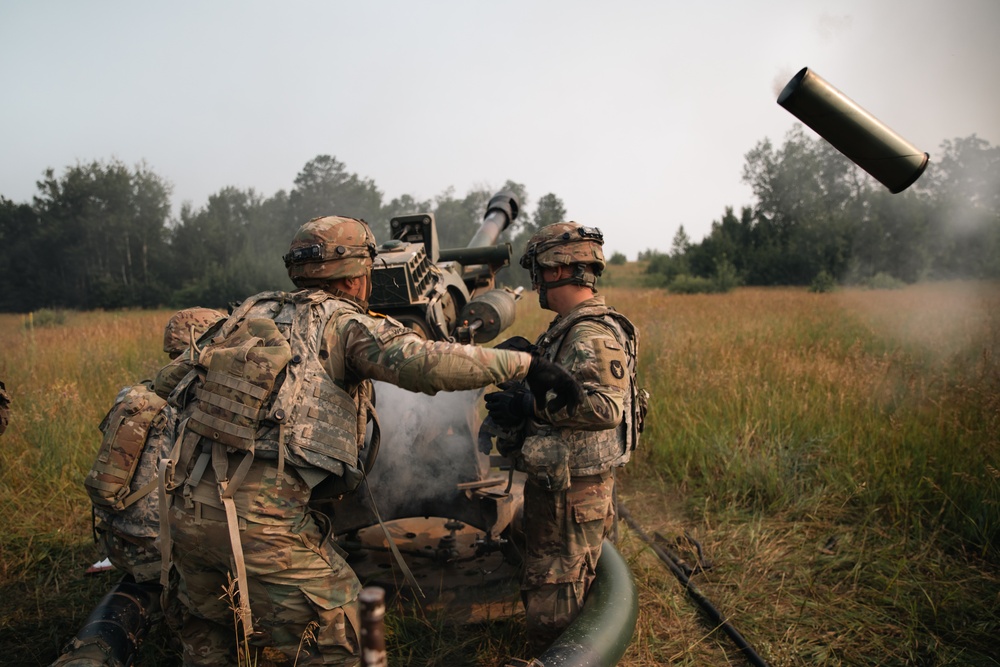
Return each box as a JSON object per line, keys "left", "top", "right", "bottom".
{"left": 534, "top": 265, "right": 598, "bottom": 309}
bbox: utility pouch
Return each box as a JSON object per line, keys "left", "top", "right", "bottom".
{"left": 633, "top": 387, "right": 650, "bottom": 449}
{"left": 521, "top": 433, "right": 570, "bottom": 492}
{"left": 188, "top": 317, "right": 292, "bottom": 450}
{"left": 311, "top": 463, "right": 366, "bottom": 501}
{"left": 86, "top": 383, "right": 168, "bottom": 510}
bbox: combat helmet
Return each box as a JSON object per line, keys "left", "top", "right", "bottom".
{"left": 520, "top": 222, "right": 606, "bottom": 297}
{"left": 284, "top": 216, "right": 378, "bottom": 287}
{"left": 162, "top": 307, "right": 227, "bottom": 359}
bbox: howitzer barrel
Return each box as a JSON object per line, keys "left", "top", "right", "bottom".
{"left": 465, "top": 191, "right": 520, "bottom": 249}
{"left": 438, "top": 244, "right": 512, "bottom": 266}
{"left": 777, "top": 67, "right": 929, "bottom": 193}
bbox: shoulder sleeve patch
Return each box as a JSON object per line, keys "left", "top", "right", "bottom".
{"left": 375, "top": 322, "right": 414, "bottom": 346}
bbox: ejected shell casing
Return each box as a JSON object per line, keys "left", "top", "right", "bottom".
{"left": 777, "top": 67, "right": 929, "bottom": 193}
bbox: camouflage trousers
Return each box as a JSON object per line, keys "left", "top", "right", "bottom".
{"left": 521, "top": 471, "right": 615, "bottom": 653}
{"left": 167, "top": 503, "right": 361, "bottom": 666}
{"left": 96, "top": 526, "right": 161, "bottom": 583}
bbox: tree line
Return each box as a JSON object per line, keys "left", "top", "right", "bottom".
{"left": 0, "top": 156, "right": 566, "bottom": 312}
{"left": 645, "top": 129, "right": 1000, "bottom": 290}
{"left": 3, "top": 129, "right": 997, "bottom": 312}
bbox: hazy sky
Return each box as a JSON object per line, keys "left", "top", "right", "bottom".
{"left": 2, "top": 1, "right": 997, "bottom": 258}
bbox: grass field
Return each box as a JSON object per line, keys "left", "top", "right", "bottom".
{"left": 1, "top": 276, "right": 998, "bottom": 666}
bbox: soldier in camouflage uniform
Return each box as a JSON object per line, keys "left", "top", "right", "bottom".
{"left": 155, "top": 216, "right": 583, "bottom": 667}
{"left": 91, "top": 307, "right": 227, "bottom": 583}
{"left": 53, "top": 308, "right": 226, "bottom": 667}
{"left": 485, "top": 222, "right": 643, "bottom": 653}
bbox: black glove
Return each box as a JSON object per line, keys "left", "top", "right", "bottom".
{"left": 495, "top": 335, "right": 538, "bottom": 354}
{"left": 524, "top": 356, "right": 584, "bottom": 416}
{"left": 477, "top": 418, "right": 497, "bottom": 454}
{"left": 484, "top": 384, "right": 533, "bottom": 428}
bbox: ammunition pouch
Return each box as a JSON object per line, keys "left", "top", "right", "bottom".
{"left": 187, "top": 317, "right": 292, "bottom": 450}
{"left": 86, "top": 383, "right": 169, "bottom": 512}
{"left": 311, "top": 463, "right": 366, "bottom": 501}
{"left": 521, "top": 433, "right": 570, "bottom": 492}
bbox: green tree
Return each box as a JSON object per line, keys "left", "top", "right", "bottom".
{"left": 0, "top": 197, "right": 45, "bottom": 311}
{"left": 917, "top": 135, "right": 1000, "bottom": 277}
{"left": 168, "top": 187, "right": 291, "bottom": 307}
{"left": 30, "top": 159, "right": 173, "bottom": 308}
{"left": 740, "top": 125, "right": 868, "bottom": 284}
{"left": 288, "top": 155, "right": 384, "bottom": 239}
{"left": 670, "top": 225, "right": 691, "bottom": 257}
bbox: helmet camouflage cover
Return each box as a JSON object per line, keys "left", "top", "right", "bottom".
{"left": 284, "top": 216, "right": 378, "bottom": 287}
{"left": 520, "top": 222, "right": 606, "bottom": 288}
{"left": 163, "top": 307, "right": 227, "bottom": 358}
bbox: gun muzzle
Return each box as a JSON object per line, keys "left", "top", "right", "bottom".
{"left": 777, "top": 67, "right": 929, "bottom": 193}
{"left": 466, "top": 191, "right": 521, "bottom": 249}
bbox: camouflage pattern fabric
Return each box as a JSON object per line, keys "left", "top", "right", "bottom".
{"left": 89, "top": 307, "right": 223, "bottom": 582}
{"left": 0, "top": 380, "right": 9, "bottom": 435}
{"left": 164, "top": 289, "right": 535, "bottom": 666}
{"left": 521, "top": 473, "right": 615, "bottom": 652}
{"left": 285, "top": 217, "right": 377, "bottom": 285}
{"left": 92, "top": 402, "right": 176, "bottom": 582}
{"left": 521, "top": 221, "right": 606, "bottom": 271}
{"left": 519, "top": 295, "right": 635, "bottom": 652}
{"left": 168, "top": 458, "right": 360, "bottom": 666}
{"left": 330, "top": 307, "right": 532, "bottom": 394}
{"left": 533, "top": 299, "right": 630, "bottom": 429}
{"left": 163, "top": 307, "right": 227, "bottom": 359}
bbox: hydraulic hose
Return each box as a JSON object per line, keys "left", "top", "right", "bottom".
{"left": 618, "top": 503, "right": 770, "bottom": 667}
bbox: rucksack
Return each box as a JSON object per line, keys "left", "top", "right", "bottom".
{"left": 86, "top": 382, "right": 169, "bottom": 511}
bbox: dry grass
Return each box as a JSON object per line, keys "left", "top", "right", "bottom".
{"left": 2, "top": 280, "right": 999, "bottom": 665}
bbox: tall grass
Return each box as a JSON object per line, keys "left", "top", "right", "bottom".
{"left": 2, "top": 282, "right": 999, "bottom": 666}
{"left": 601, "top": 284, "right": 999, "bottom": 555}
{"left": 0, "top": 309, "right": 175, "bottom": 664}
{"left": 595, "top": 281, "right": 1000, "bottom": 666}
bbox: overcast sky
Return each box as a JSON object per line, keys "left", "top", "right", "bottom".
{"left": 2, "top": 1, "right": 997, "bottom": 258}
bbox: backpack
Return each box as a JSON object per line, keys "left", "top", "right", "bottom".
{"left": 86, "top": 382, "right": 169, "bottom": 511}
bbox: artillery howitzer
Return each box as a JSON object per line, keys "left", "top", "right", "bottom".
{"left": 329, "top": 191, "right": 637, "bottom": 667}
{"left": 369, "top": 190, "right": 523, "bottom": 344}
{"left": 328, "top": 191, "right": 528, "bottom": 539}
{"left": 53, "top": 191, "right": 637, "bottom": 667}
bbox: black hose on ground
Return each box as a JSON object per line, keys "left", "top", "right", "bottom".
{"left": 618, "top": 503, "right": 770, "bottom": 667}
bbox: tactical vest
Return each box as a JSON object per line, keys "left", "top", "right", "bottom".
{"left": 184, "top": 289, "right": 374, "bottom": 478}
{"left": 528, "top": 304, "right": 643, "bottom": 477}
{"left": 160, "top": 290, "right": 379, "bottom": 639}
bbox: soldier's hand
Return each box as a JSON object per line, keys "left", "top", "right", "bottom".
{"left": 484, "top": 385, "right": 533, "bottom": 428}
{"left": 477, "top": 419, "right": 497, "bottom": 454}
{"left": 524, "top": 356, "right": 584, "bottom": 416}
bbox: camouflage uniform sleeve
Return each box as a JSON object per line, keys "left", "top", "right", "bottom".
{"left": 330, "top": 314, "right": 532, "bottom": 394}
{"left": 536, "top": 319, "right": 629, "bottom": 429}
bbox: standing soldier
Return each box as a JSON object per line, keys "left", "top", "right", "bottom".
{"left": 485, "top": 222, "right": 645, "bottom": 653}
{"left": 155, "top": 215, "right": 582, "bottom": 667}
